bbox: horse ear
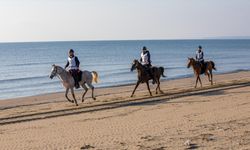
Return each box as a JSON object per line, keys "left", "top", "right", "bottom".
{"left": 188, "top": 57, "right": 191, "bottom": 60}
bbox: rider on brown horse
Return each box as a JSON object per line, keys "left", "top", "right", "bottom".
{"left": 140, "top": 46, "right": 156, "bottom": 84}
{"left": 196, "top": 45, "right": 206, "bottom": 74}
{"left": 65, "top": 49, "right": 81, "bottom": 89}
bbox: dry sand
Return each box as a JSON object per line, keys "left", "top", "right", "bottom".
{"left": 0, "top": 71, "right": 250, "bottom": 149}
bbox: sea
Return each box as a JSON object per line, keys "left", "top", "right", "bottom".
{"left": 0, "top": 39, "right": 250, "bottom": 100}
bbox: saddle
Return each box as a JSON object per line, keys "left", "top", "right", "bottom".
{"left": 142, "top": 65, "right": 156, "bottom": 84}
{"left": 142, "top": 65, "right": 152, "bottom": 74}
{"left": 197, "top": 62, "right": 208, "bottom": 74}
{"left": 69, "top": 70, "right": 82, "bottom": 82}
{"left": 77, "top": 71, "right": 82, "bottom": 81}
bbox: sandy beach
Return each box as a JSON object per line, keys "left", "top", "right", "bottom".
{"left": 0, "top": 71, "right": 250, "bottom": 149}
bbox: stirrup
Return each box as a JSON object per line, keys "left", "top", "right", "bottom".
{"left": 75, "top": 84, "right": 80, "bottom": 89}
{"left": 152, "top": 80, "right": 156, "bottom": 84}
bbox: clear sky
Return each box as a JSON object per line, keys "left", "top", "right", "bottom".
{"left": 0, "top": 0, "right": 250, "bottom": 42}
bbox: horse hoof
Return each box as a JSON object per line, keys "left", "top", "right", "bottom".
{"left": 75, "top": 104, "right": 79, "bottom": 106}
{"left": 82, "top": 99, "right": 84, "bottom": 103}
{"left": 93, "top": 97, "right": 96, "bottom": 100}
{"left": 130, "top": 95, "right": 133, "bottom": 97}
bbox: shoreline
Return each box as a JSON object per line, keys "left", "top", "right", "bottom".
{"left": 1, "top": 69, "right": 249, "bottom": 101}
{"left": 0, "top": 70, "right": 250, "bottom": 111}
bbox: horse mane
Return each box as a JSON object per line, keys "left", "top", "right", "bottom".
{"left": 189, "top": 57, "right": 195, "bottom": 61}
{"left": 53, "top": 65, "right": 68, "bottom": 75}
{"left": 52, "top": 64, "right": 64, "bottom": 70}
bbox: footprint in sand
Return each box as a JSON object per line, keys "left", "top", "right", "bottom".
{"left": 141, "top": 135, "right": 155, "bottom": 141}
{"left": 200, "top": 133, "right": 216, "bottom": 141}
{"left": 80, "top": 144, "right": 95, "bottom": 149}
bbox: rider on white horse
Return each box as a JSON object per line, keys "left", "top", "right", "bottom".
{"left": 65, "top": 49, "right": 80, "bottom": 89}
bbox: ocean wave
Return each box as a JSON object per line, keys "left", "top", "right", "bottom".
{"left": 0, "top": 75, "right": 48, "bottom": 84}
{"left": 7, "top": 61, "right": 63, "bottom": 67}
{"left": 0, "top": 80, "right": 59, "bottom": 91}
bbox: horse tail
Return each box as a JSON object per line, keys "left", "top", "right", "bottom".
{"left": 92, "top": 71, "right": 99, "bottom": 83}
{"left": 159, "top": 67, "right": 166, "bottom": 77}
{"left": 211, "top": 61, "right": 216, "bottom": 71}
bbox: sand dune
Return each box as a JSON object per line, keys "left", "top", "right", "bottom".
{"left": 0, "top": 71, "right": 250, "bottom": 149}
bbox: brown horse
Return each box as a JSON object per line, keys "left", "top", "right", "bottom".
{"left": 187, "top": 58, "right": 216, "bottom": 88}
{"left": 130, "top": 60, "right": 166, "bottom": 97}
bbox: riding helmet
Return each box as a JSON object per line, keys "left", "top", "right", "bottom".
{"left": 69, "top": 49, "right": 74, "bottom": 53}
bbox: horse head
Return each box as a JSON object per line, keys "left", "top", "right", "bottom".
{"left": 49, "top": 64, "right": 57, "bottom": 79}
{"left": 131, "top": 59, "right": 140, "bottom": 72}
{"left": 187, "top": 57, "right": 195, "bottom": 68}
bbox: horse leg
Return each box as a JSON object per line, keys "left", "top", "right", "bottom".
{"left": 198, "top": 76, "right": 202, "bottom": 87}
{"left": 81, "top": 84, "right": 88, "bottom": 102}
{"left": 146, "top": 81, "right": 152, "bottom": 96}
{"left": 207, "top": 72, "right": 211, "bottom": 82}
{"left": 155, "top": 78, "right": 160, "bottom": 94}
{"left": 70, "top": 88, "right": 78, "bottom": 106}
{"left": 87, "top": 83, "right": 96, "bottom": 100}
{"left": 158, "top": 78, "right": 164, "bottom": 94}
{"left": 65, "top": 88, "right": 74, "bottom": 103}
{"left": 131, "top": 81, "right": 140, "bottom": 97}
{"left": 205, "top": 68, "right": 210, "bottom": 81}
{"left": 209, "top": 70, "right": 213, "bottom": 85}
{"left": 91, "top": 87, "right": 96, "bottom": 100}
{"left": 195, "top": 75, "right": 199, "bottom": 88}
{"left": 155, "top": 84, "right": 159, "bottom": 94}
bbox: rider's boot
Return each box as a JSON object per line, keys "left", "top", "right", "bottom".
{"left": 75, "top": 82, "right": 80, "bottom": 89}
{"left": 149, "top": 70, "right": 156, "bottom": 84}
{"left": 74, "top": 77, "right": 80, "bottom": 89}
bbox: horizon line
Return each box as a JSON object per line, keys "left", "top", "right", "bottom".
{"left": 1, "top": 37, "right": 250, "bottom": 44}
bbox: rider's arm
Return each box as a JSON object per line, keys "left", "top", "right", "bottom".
{"left": 147, "top": 51, "right": 151, "bottom": 64}
{"left": 139, "top": 52, "right": 142, "bottom": 62}
{"left": 65, "top": 60, "right": 69, "bottom": 69}
{"left": 75, "top": 57, "right": 80, "bottom": 69}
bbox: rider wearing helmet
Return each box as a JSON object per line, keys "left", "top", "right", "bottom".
{"left": 140, "top": 46, "right": 152, "bottom": 67}
{"left": 196, "top": 45, "right": 205, "bottom": 65}
{"left": 140, "top": 46, "right": 155, "bottom": 84}
{"left": 65, "top": 49, "right": 80, "bottom": 89}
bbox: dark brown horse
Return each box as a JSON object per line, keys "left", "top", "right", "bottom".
{"left": 187, "top": 58, "right": 216, "bottom": 88}
{"left": 130, "top": 60, "right": 166, "bottom": 97}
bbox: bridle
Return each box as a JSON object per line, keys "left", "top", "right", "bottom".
{"left": 54, "top": 66, "right": 63, "bottom": 76}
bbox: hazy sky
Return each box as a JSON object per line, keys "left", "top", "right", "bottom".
{"left": 0, "top": 0, "right": 250, "bottom": 42}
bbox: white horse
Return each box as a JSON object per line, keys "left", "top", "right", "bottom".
{"left": 49, "top": 65, "right": 99, "bottom": 106}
